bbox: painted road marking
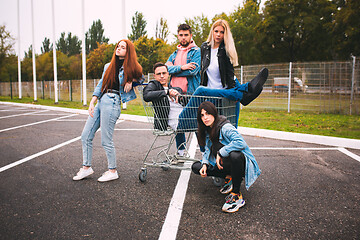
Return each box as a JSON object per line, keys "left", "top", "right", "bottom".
{"left": 0, "top": 136, "right": 81, "bottom": 173}
{"left": 159, "top": 133, "right": 197, "bottom": 240}
{"left": 0, "top": 119, "right": 125, "bottom": 172}
{"left": 0, "top": 114, "right": 77, "bottom": 133}
{"left": 0, "top": 110, "right": 50, "bottom": 119}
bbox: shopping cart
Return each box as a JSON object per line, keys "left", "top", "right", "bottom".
{"left": 137, "top": 85, "right": 238, "bottom": 183}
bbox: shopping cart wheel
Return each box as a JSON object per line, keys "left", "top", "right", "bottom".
{"left": 212, "top": 177, "right": 225, "bottom": 187}
{"left": 161, "top": 166, "right": 169, "bottom": 171}
{"left": 139, "top": 168, "right": 147, "bottom": 182}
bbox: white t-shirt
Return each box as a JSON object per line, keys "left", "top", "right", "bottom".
{"left": 206, "top": 47, "right": 226, "bottom": 89}
{"left": 164, "top": 87, "right": 183, "bottom": 130}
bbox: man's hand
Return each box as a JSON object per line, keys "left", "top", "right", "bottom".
{"left": 199, "top": 164, "right": 207, "bottom": 177}
{"left": 168, "top": 88, "right": 180, "bottom": 103}
{"left": 181, "top": 62, "right": 196, "bottom": 71}
{"left": 166, "top": 61, "right": 174, "bottom": 66}
{"left": 124, "top": 81, "right": 132, "bottom": 93}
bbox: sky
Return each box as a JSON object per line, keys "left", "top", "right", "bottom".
{"left": 0, "top": 0, "right": 264, "bottom": 59}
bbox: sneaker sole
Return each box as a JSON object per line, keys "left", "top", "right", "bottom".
{"left": 72, "top": 171, "right": 94, "bottom": 181}
{"left": 220, "top": 185, "right": 233, "bottom": 194}
{"left": 97, "top": 176, "right": 119, "bottom": 182}
{"left": 222, "top": 200, "right": 245, "bottom": 213}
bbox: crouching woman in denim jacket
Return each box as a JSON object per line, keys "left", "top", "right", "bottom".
{"left": 191, "top": 101, "right": 261, "bottom": 213}
{"left": 73, "top": 40, "right": 143, "bottom": 182}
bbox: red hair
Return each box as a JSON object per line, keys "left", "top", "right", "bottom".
{"left": 101, "top": 39, "right": 143, "bottom": 91}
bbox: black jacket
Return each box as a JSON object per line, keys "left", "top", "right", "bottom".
{"left": 143, "top": 80, "right": 184, "bottom": 131}
{"left": 200, "top": 41, "right": 235, "bottom": 89}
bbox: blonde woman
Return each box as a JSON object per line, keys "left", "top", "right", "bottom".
{"left": 177, "top": 19, "right": 268, "bottom": 131}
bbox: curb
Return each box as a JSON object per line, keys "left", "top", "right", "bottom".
{"left": 1, "top": 101, "right": 359, "bottom": 150}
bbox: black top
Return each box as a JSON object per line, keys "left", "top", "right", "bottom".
{"left": 200, "top": 41, "right": 235, "bottom": 89}
{"left": 112, "top": 59, "right": 124, "bottom": 91}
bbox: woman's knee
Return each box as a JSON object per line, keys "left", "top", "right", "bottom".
{"left": 194, "top": 86, "right": 207, "bottom": 95}
{"left": 229, "top": 151, "right": 245, "bottom": 163}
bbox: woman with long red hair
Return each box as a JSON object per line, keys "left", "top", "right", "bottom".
{"left": 73, "top": 40, "right": 143, "bottom": 182}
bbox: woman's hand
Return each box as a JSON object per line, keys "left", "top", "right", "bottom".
{"left": 199, "top": 164, "right": 207, "bottom": 177}
{"left": 88, "top": 96, "right": 97, "bottom": 117}
{"left": 124, "top": 82, "right": 132, "bottom": 93}
{"left": 216, "top": 154, "right": 223, "bottom": 170}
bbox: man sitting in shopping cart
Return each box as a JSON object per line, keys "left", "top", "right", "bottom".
{"left": 143, "top": 62, "right": 188, "bottom": 156}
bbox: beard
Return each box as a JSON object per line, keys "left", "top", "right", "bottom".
{"left": 180, "top": 41, "right": 190, "bottom": 47}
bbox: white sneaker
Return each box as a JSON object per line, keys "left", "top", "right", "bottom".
{"left": 97, "top": 170, "right": 119, "bottom": 182}
{"left": 177, "top": 149, "right": 185, "bottom": 157}
{"left": 73, "top": 167, "right": 94, "bottom": 181}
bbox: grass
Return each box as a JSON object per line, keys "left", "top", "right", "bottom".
{"left": 1, "top": 96, "right": 359, "bottom": 140}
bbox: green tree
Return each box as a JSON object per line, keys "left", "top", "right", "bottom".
{"left": 331, "top": 0, "right": 360, "bottom": 59}
{"left": 128, "top": 11, "right": 147, "bottom": 41}
{"left": 37, "top": 51, "right": 53, "bottom": 80}
{"left": 56, "top": 32, "right": 81, "bottom": 56}
{"left": 155, "top": 17, "right": 170, "bottom": 42}
{"left": 0, "top": 25, "right": 15, "bottom": 68}
{"left": 24, "top": 45, "right": 33, "bottom": 59}
{"left": 134, "top": 36, "right": 174, "bottom": 74}
{"left": 85, "top": 19, "right": 109, "bottom": 54}
{"left": 185, "top": 14, "right": 211, "bottom": 47}
{"left": 258, "top": 0, "right": 335, "bottom": 62}
{"left": 227, "top": 0, "right": 263, "bottom": 65}
{"left": 87, "top": 43, "right": 115, "bottom": 79}
{"left": 41, "top": 37, "right": 52, "bottom": 54}
{"left": 56, "top": 32, "right": 67, "bottom": 55}
{"left": 66, "top": 33, "right": 81, "bottom": 56}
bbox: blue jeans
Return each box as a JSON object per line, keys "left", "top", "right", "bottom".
{"left": 175, "top": 133, "right": 186, "bottom": 150}
{"left": 177, "top": 81, "right": 248, "bottom": 131}
{"left": 81, "top": 93, "right": 121, "bottom": 169}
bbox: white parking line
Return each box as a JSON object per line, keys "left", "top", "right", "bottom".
{"left": 159, "top": 133, "right": 197, "bottom": 240}
{"left": 0, "top": 114, "right": 77, "bottom": 133}
{"left": 338, "top": 148, "right": 360, "bottom": 163}
{"left": 0, "top": 110, "right": 50, "bottom": 119}
{"left": 0, "top": 118, "right": 125, "bottom": 172}
{"left": 0, "top": 136, "right": 81, "bottom": 173}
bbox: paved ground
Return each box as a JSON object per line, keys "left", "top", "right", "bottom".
{"left": 0, "top": 103, "right": 359, "bottom": 240}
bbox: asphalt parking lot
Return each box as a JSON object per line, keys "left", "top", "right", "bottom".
{"left": 0, "top": 102, "right": 359, "bottom": 240}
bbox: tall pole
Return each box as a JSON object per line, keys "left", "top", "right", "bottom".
{"left": 52, "top": 0, "right": 58, "bottom": 103}
{"left": 31, "top": 0, "right": 37, "bottom": 101}
{"left": 350, "top": 56, "right": 356, "bottom": 115}
{"left": 81, "top": 0, "right": 87, "bottom": 106}
{"left": 121, "top": 0, "right": 127, "bottom": 109}
{"left": 288, "top": 62, "right": 292, "bottom": 113}
{"left": 17, "top": 0, "right": 22, "bottom": 99}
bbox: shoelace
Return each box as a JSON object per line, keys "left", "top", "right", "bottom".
{"left": 226, "top": 193, "right": 241, "bottom": 203}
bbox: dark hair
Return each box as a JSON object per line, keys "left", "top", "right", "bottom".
{"left": 196, "top": 101, "right": 220, "bottom": 147}
{"left": 177, "top": 24, "right": 192, "bottom": 34}
{"left": 153, "top": 62, "right": 168, "bottom": 72}
{"left": 101, "top": 39, "right": 143, "bottom": 91}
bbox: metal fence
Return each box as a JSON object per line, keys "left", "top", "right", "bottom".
{"left": 1, "top": 58, "right": 359, "bottom": 115}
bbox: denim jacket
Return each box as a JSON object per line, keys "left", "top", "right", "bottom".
{"left": 93, "top": 63, "right": 144, "bottom": 103}
{"left": 166, "top": 46, "right": 201, "bottom": 94}
{"left": 201, "top": 123, "right": 261, "bottom": 190}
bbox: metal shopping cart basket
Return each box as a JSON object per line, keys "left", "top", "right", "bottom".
{"left": 137, "top": 85, "right": 238, "bottom": 183}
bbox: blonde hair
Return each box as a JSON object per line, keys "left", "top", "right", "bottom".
{"left": 207, "top": 19, "right": 239, "bottom": 66}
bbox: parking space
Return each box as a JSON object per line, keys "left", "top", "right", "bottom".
{"left": 0, "top": 103, "right": 359, "bottom": 239}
